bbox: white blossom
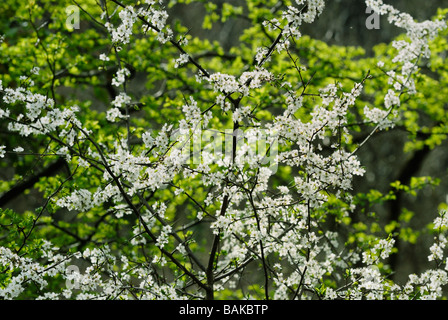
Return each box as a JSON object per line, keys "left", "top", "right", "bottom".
{"left": 111, "top": 68, "right": 131, "bottom": 87}
{"left": 106, "top": 6, "right": 137, "bottom": 46}
{"left": 111, "top": 92, "right": 132, "bottom": 108}
{"left": 174, "top": 53, "right": 189, "bottom": 68}
{"left": 99, "top": 53, "right": 110, "bottom": 61}
{"left": 106, "top": 107, "right": 127, "bottom": 122}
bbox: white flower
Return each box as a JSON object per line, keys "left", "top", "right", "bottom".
{"left": 13, "top": 146, "right": 24, "bottom": 152}
{"left": 78, "top": 157, "right": 90, "bottom": 168}
{"left": 434, "top": 211, "right": 448, "bottom": 229}
{"left": 111, "top": 68, "right": 131, "bottom": 87}
{"left": 56, "top": 189, "right": 94, "bottom": 211}
{"left": 106, "top": 6, "right": 137, "bottom": 45}
{"left": 384, "top": 89, "right": 400, "bottom": 109}
{"left": 174, "top": 53, "right": 189, "bottom": 68}
{"left": 182, "top": 96, "right": 201, "bottom": 124}
{"left": 255, "top": 47, "right": 269, "bottom": 65}
{"left": 277, "top": 186, "right": 289, "bottom": 194}
{"left": 106, "top": 108, "right": 124, "bottom": 122}
{"left": 99, "top": 53, "right": 110, "bottom": 61}
{"left": 111, "top": 92, "right": 132, "bottom": 108}
{"left": 142, "top": 131, "right": 154, "bottom": 148}
{"left": 0, "top": 146, "right": 5, "bottom": 158}
{"left": 0, "top": 108, "right": 9, "bottom": 119}
{"left": 30, "top": 67, "right": 40, "bottom": 75}
{"left": 363, "top": 105, "right": 394, "bottom": 129}
{"left": 209, "top": 72, "right": 239, "bottom": 94}
{"left": 239, "top": 68, "right": 274, "bottom": 89}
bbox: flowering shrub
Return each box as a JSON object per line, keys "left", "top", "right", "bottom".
{"left": 0, "top": 0, "right": 448, "bottom": 300}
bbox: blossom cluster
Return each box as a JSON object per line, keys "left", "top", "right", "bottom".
{"left": 174, "top": 53, "right": 189, "bottom": 69}
{"left": 0, "top": 81, "right": 83, "bottom": 160}
{"left": 275, "top": 81, "right": 367, "bottom": 198}
{"left": 366, "top": 0, "right": 446, "bottom": 129}
{"left": 111, "top": 68, "right": 131, "bottom": 87}
{"left": 283, "top": 0, "right": 325, "bottom": 35}
{"left": 105, "top": 6, "right": 137, "bottom": 47}
{"left": 208, "top": 68, "right": 274, "bottom": 98}
{"left": 1, "top": 0, "right": 448, "bottom": 301}
{"left": 255, "top": 1, "right": 326, "bottom": 66}
{"left": 363, "top": 105, "right": 394, "bottom": 129}
{"left": 0, "top": 242, "right": 187, "bottom": 300}
{"left": 104, "top": 1, "right": 173, "bottom": 49}
{"left": 328, "top": 210, "right": 448, "bottom": 300}
{"left": 203, "top": 78, "right": 372, "bottom": 299}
